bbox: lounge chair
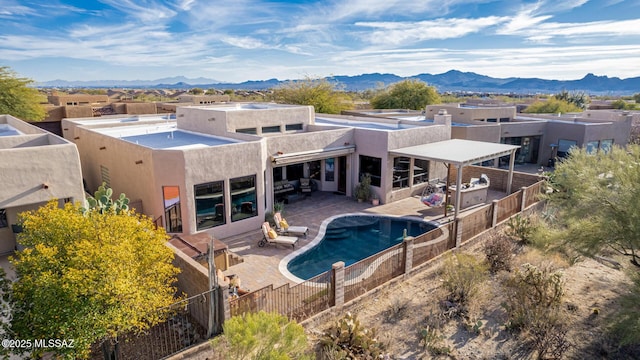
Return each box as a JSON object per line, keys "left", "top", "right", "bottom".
{"left": 273, "top": 212, "right": 309, "bottom": 237}
{"left": 299, "top": 178, "right": 312, "bottom": 195}
{"left": 259, "top": 222, "right": 298, "bottom": 248}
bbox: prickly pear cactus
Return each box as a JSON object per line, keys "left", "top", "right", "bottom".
{"left": 81, "top": 183, "right": 130, "bottom": 215}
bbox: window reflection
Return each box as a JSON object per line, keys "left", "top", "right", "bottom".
{"left": 194, "top": 181, "right": 225, "bottom": 230}
{"left": 163, "top": 186, "right": 182, "bottom": 233}
{"left": 231, "top": 175, "right": 257, "bottom": 222}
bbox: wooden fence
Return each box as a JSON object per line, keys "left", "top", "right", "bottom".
{"left": 227, "top": 179, "right": 546, "bottom": 324}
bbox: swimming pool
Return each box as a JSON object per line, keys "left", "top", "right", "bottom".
{"left": 282, "top": 214, "right": 437, "bottom": 281}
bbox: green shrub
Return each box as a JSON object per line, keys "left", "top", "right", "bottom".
{"left": 440, "top": 253, "right": 488, "bottom": 316}
{"left": 215, "top": 311, "right": 309, "bottom": 360}
{"left": 319, "top": 312, "right": 386, "bottom": 359}
{"left": 483, "top": 231, "right": 515, "bottom": 273}
{"left": 609, "top": 272, "right": 640, "bottom": 347}
{"left": 506, "top": 214, "right": 534, "bottom": 244}
{"left": 419, "top": 311, "right": 451, "bottom": 355}
{"left": 501, "top": 263, "right": 564, "bottom": 331}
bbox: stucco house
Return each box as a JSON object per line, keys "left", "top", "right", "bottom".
{"left": 62, "top": 103, "right": 454, "bottom": 238}
{"left": 0, "top": 115, "right": 85, "bottom": 255}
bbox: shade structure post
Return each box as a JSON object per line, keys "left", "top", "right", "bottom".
{"left": 454, "top": 164, "right": 463, "bottom": 221}
{"left": 507, "top": 149, "right": 516, "bottom": 194}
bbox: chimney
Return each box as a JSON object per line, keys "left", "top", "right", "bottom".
{"left": 434, "top": 109, "right": 451, "bottom": 127}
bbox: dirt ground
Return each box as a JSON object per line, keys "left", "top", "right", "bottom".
{"left": 306, "top": 237, "right": 636, "bottom": 360}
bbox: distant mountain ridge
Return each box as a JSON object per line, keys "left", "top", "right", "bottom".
{"left": 35, "top": 70, "right": 640, "bottom": 95}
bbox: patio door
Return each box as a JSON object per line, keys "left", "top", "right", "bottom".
{"left": 337, "top": 156, "right": 347, "bottom": 194}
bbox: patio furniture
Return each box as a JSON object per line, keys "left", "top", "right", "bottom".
{"left": 274, "top": 180, "right": 296, "bottom": 203}
{"left": 273, "top": 212, "right": 308, "bottom": 237}
{"left": 300, "top": 178, "right": 312, "bottom": 195}
{"left": 259, "top": 222, "right": 299, "bottom": 248}
{"left": 421, "top": 179, "right": 446, "bottom": 207}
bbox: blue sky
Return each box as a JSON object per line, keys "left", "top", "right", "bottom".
{"left": 1, "top": 0, "right": 640, "bottom": 83}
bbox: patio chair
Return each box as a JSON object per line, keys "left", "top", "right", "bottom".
{"left": 299, "top": 178, "right": 312, "bottom": 195}
{"left": 259, "top": 222, "right": 299, "bottom": 248}
{"left": 273, "top": 212, "right": 309, "bottom": 237}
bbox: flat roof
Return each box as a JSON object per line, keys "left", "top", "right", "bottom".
{"left": 389, "top": 139, "right": 520, "bottom": 166}
{"left": 0, "top": 124, "right": 22, "bottom": 137}
{"left": 71, "top": 114, "right": 174, "bottom": 126}
{"left": 191, "top": 103, "right": 300, "bottom": 112}
{"left": 315, "top": 117, "right": 418, "bottom": 130}
{"left": 121, "top": 130, "right": 238, "bottom": 149}
{"left": 96, "top": 123, "right": 240, "bottom": 149}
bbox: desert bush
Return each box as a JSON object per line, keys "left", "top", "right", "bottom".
{"left": 483, "top": 231, "right": 515, "bottom": 273}
{"left": 384, "top": 295, "right": 410, "bottom": 323}
{"left": 419, "top": 311, "right": 451, "bottom": 356}
{"left": 318, "top": 312, "right": 386, "bottom": 359}
{"left": 213, "top": 311, "right": 309, "bottom": 360}
{"left": 501, "top": 263, "right": 564, "bottom": 331}
{"left": 440, "top": 253, "right": 488, "bottom": 315}
{"left": 529, "top": 320, "right": 571, "bottom": 360}
{"left": 506, "top": 214, "right": 534, "bottom": 244}
{"left": 502, "top": 264, "right": 569, "bottom": 358}
{"left": 608, "top": 272, "right": 640, "bottom": 347}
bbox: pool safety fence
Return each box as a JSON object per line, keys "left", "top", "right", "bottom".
{"left": 343, "top": 242, "right": 405, "bottom": 304}
{"left": 90, "top": 288, "right": 217, "bottom": 360}
{"left": 229, "top": 270, "right": 333, "bottom": 322}
{"left": 228, "top": 179, "right": 545, "bottom": 323}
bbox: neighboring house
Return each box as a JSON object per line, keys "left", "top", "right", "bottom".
{"left": 0, "top": 115, "right": 85, "bottom": 255}
{"left": 350, "top": 104, "right": 632, "bottom": 167}
{"left": 62, "top": 103, "right": 453, "bottom": 238}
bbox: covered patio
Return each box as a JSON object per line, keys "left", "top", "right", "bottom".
{"left": 389, "top": 139, "right": 520, "bottom": 221}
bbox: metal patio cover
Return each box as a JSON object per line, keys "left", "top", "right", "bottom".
{"left": 390, "top": 139, "right": 520, "bottom": 231}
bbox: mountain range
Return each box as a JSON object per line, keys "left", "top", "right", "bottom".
{"left": 35, "top": 70, "right": 640, "bottom": 95}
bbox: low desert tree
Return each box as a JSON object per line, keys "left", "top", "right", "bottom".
{"left": 271, "top": 77, "right": 353, "bottom": 114}
{"left": 522, "top": 98, "right": 582, "bottom": 114}
{"left": 9, "top": 189, "right": 180, "bottom": 358}
{"left": 544, "top": 144, "right": 640, "bottom": 267}
{"left": 370, "top": 79, "right": 441, "bottom": 110}
{"left": 0, "top": 66, "right": 46, "bottom": 121}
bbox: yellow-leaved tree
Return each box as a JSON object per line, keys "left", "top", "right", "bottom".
{"left": 9, "top": 186, "right": 180, "bottom": 359}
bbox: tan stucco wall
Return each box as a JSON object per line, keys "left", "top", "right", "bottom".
{"left": 426, "top": 104, "right": 516, "bottom": 122}
{"left": 177, "top": 104, "right": 314, "bottom": 136}
{"left": 182, "top": 141, "right": 265, "bottom": 238}
{"left": 0, "top": 116, "right": 85, "bottom": 254}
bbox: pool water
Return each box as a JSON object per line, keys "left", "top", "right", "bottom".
{"left": 286, "top": 215, "right": 437, "bottom": 280}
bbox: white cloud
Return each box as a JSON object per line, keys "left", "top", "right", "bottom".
{"left": 99, "top": 0, "right": 177, "bottom": 23}
{"left": 356, "top": 17, "right": 508, "bottom": 45}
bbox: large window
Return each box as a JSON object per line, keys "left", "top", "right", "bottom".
{"left": 600, "top": 139, "right": 614, "bottom": 153}
{"left": 194, "top": 181, "right": 225, "bottom": 230}
{"left": 586, "top": 140, "right": 600, "bottom": 154}
{"left": 231, "top": 175, "right": 257, "bottom": 222}
{"left": 273, "top": 167, "right": 284, "bottom": 182}
{"left": 392, "top": 157, "right": 410, "bottom": 189}
{"left": 0, "top": 209, "right": 7, "bottom": 228}
{"left": 413, "top": 159, "right": 429, "bottom": 185}
{"left": 163, "top": 186, "right": 182, "bottom": 233}
{"left": 557, "top": 139, "right": 577, "bottom": 158}
{"left": 286, "top": 164, "right": 304, "bottom": 181}
{"left": 359, "top": 155, "right": 381, "bottom": 187}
